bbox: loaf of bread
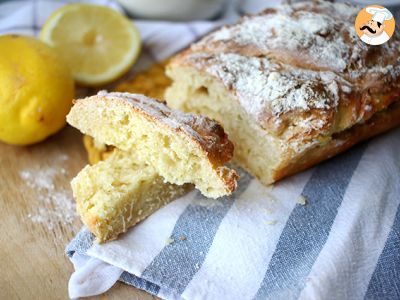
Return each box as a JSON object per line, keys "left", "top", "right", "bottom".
{"left": 71, "top": 149, "right": 191, "bottom": 242}
{"left": 165, "top": 1, "right": 400, "bottom": 185}
{"left": 67, "top": 91, "right": 238, "bottom": 198}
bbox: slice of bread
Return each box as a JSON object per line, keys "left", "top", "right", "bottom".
{"left": 81, "top": 62, "right": 170, "bottom": 165}
{"left": 71, "top": 149, "right": 191, "bottom": 242}
{"left": 67, "top": 91, "right": 238, "bottom": 198}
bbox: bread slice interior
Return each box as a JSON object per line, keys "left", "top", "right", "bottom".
{"left": 71, "top": 148, "right": 191, "bottom": 242}
{"left": 67, "top": 93, "right": 238, "bottom": 198}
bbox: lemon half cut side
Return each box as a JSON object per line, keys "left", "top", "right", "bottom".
{"left": 40, "top": 4, "right": 141, "bottom": 86}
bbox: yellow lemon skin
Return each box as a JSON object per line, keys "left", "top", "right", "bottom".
{"left": 0, "top": 35, "right": 75, "bottom": 145}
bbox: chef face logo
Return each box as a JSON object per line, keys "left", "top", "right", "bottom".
{"left": 360, "top": 19, "right": 385, "bottom": 36}
{"left": 355, "top": 5, "right": 395, "bottom": 45}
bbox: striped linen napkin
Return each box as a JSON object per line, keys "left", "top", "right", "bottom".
{"left": 2, "top": 1, "right": 400, "bottom": 299}
{"left": 65, "top": 133, "right": 400, "bottom": 300}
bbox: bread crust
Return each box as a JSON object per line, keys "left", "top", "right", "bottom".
{"left": 169, "top": 1, "right": 400, "bottom": 143}
{"left": 274, "top": 101, "right": 400, "bottom": 181}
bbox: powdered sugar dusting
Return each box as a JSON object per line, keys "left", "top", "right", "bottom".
{"left": 296, "top": 116, "right": 326, "bottom": 132}
{"left": 173, "top": 0, "right": 399, "bottom": 150}
{"left": 204, "top": 53, "right": 340, "bottom": 118}
{"left": 20, "top": 160, "right": 77, "bottom": 231}
{"left": 20, "top": 169, "right": 56, "bottom": 191}
{"left": 197, "top": 2, "right": 364, "bottom": 72}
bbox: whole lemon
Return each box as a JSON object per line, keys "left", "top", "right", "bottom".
{"left": 0, "top": 35, "right": 75, "bottom": 145}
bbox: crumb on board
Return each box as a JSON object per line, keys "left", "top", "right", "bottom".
{"left": 179, "top": 235, "right": 187, "bottom": 241}
{"left": 297, "top": 195, "right": 307, "bottom": 205}
{"left": 166, "top": 237, "right": 175, "bottom": 245}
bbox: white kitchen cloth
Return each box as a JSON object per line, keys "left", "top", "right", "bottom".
{"left": 67, "top": 131, "right": 400, "bottom": 300}
{"left": 2, "top": 1, "right": 400, "bottom": 299}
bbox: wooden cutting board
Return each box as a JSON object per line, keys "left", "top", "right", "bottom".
{"left": 0, "top": 125, "right": 157, "bottom": 299}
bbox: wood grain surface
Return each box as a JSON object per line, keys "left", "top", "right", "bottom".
{"left": 0, "top": 126, "right": 157, "bottom": 300}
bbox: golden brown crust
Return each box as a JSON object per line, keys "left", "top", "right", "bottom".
{"left": 217, "top": 166, "right": 239, "bottom": 195}
{"left": 169, "top": 1, "right": 400, "bottom": 144}
{"left": 274, "top": 100, "right": 400, "bottom": 181}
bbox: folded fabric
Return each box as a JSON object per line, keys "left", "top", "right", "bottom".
{"left": 66, "top": 129, "right": 400, "bottom": 300}
{"left": 2, "top": 1, "right": 400, "bottom": 299}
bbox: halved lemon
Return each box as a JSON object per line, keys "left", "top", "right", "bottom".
{"left": 40, "top": 4, "right": 141, "bottom": 86}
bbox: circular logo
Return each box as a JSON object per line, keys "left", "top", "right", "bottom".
{"left": 354, "top": 5, "right": 395, "bottom": 45}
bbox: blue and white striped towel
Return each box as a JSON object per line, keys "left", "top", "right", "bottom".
{"left": 2, "top": 1, "right": 400, "bottom": 299}
{"left": 65, "top": 131, "right": 400, "bottom": 300}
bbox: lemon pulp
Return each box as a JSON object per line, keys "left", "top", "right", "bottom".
{"left": 40, "top": 4, "right": 141, "bottom": 86}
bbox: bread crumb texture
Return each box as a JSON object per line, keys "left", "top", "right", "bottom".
{"left": 71, "top": 149, "right": 191, "bottom": 242}
{"left": 67, "top": 91, "right": 238, "bottom": 198}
